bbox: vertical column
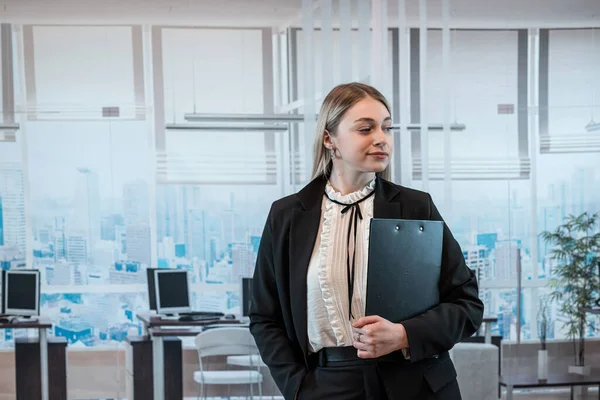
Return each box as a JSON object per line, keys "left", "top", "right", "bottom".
{"left": 370, "top": 0, "right": 388, "bottom": 92}
{"left": 39, "top": 328, "right": 49, "bottom": 400}
{"left": 142, "top": 25, "right": 158, "bottom": 269}
{"left": 321, "top": 0, "right": 334, "bottom": 92}
{"left": 442, "top": 0, "right": 453, "bottom": 222}
{"left": 262, "top": 28, "right": 277, "bottom": 185}
{"left": 528, "top": 28, "right": 540, "bottom": 343}
{"left": 1, "top": 24, "right": 15, "bottom": 125}
{"left": 339, "top": 0, "right": 352, "bottom": 83}
{"left": 358, "top": 0, "right": 371, "bottom": 83}
{"left": 13, "top": 25, "right": 33, "bottom": 274}
{"left": 302, "top": 0, "right": 316, "bottom": 182}
{"left": 152, "top": 336, "right": 165, "bottom": 400}
{"left": 419, "top": 0, "right": 429, "bottom": 192}
{"left": 397, "top": 0, "right": 412, "bottom": 186}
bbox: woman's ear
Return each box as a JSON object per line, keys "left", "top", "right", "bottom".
{"left": 323, "top": 129, "right": 333, "bottom": 150}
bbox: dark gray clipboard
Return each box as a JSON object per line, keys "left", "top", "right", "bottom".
{"left": 365, "top": 218, "right": 443, "bottom": 322}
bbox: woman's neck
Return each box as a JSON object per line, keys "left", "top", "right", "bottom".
{"left": 328, "top": 168, "right": 375, "bottom": 195}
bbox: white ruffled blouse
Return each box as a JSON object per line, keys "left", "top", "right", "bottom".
{"left": 306, "top": 179, "right": 376, "bottom": 353}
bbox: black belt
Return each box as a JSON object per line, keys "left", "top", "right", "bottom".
{"left": 310, "top": 346, "right": 411, "bottom": 368}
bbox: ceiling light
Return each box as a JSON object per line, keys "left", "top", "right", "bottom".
{"left": 165, "top": 123, "right": 289, "bottom": 132}
{"left": 585, "top": 120, "right": 600, "bottom": 132}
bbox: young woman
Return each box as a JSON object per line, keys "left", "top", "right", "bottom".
{"left": 249, "top": 82, "right": 483, "bottom": 400}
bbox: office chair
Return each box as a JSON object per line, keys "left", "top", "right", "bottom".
{"left": 193, "top": 327, "right": 263, "bottom": 399}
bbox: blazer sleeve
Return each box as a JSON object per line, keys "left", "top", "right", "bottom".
{"left": 401, "top": 194, "right": 484, "bottom": 362}
{"left": 248, "top": 207, "right": 307, "bottom": 400}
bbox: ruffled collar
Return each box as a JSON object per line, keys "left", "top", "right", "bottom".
{"left": 324, "top": 178, "right": 376, "bottom": 204}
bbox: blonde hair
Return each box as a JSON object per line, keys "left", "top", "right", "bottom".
{"left": 311, "top": 82, "right": 392, "bottom": 181}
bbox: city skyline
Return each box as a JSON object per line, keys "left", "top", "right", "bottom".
{"left": 0, "top": 153, "right": 599, "bottom": 346}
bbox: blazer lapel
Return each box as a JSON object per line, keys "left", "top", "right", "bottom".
{"left": 374, "top": 176, "right": 403, "bottom": 219}
{"left": 289, "top": 176, "right": 327, "bottom": 360}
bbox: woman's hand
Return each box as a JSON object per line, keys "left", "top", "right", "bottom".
{"left": 352, "top": 315, "right": 409, "bottom": 359}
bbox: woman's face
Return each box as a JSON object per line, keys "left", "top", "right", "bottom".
{"left": 325, "top": 96, "right": 394, "bottom": 176}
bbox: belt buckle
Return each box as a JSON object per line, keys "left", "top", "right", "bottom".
{"left": 318, "top": 349, "right": 327, "bottom": 367}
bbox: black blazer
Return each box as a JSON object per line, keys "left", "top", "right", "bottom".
{"left": 249, "top": 175, "right": 484, "bottom": 399}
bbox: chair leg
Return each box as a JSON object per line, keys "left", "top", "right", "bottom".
{"left": 196, "top": 382, "right": 203, "bottom": 400}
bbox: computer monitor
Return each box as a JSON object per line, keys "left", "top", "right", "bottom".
{"left": 154, "top": 269, "right": 191, "bottom": 315}
{"left": 2, "top": 269, "right": 40, "bottom": 317}
{"left": 241, "top": 277, "right": 253, "bottom": 317}
{"left": 146, "top": 268, "right": 158, "bottom": 310}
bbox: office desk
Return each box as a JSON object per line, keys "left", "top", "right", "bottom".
{"left": 126, "top": 335, "right": 182, "bottom": 400}
{"left": 0, "top": 316, "right": 52, "bottom": 400}
{"left": 500, "top": 371, "right": 600, "bottom": 400}
{"left": 136, "top": 313, "right": 246, "bottom": 400}
{"left": 15, "top": 337, "right": 67, "bottom": 400}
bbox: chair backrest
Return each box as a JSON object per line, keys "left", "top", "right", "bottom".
{"left": 194, "top": 327, "right": 258, "bottom": 358}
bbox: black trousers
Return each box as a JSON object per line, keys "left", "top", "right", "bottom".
{"left": 296, "top": 347, "right": 462, "bottom": 400}
{"left": 297, "top": 361, "right": 388, "bottom": 400}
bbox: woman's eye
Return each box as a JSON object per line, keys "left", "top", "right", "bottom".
{"left": 359, "top": 127, "right": 372, "bottom": 133}
{"left": 383, "top": 126, "right": 393, "bottom": 133}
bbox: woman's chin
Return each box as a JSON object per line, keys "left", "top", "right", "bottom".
{"left": 364, "top": 162, "right": 389, "bottom": 173}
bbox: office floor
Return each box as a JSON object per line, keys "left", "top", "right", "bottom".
{"left": 78, "top": 395, "right": 600, "bottom": 400}
{"left": 500, "top": 389, "right": 600, "bottom": 399}
{"left": 515, "top": 395, "right": 598, "bottom": 399}
{"left": 78, "top": 397, "right": 285, "bottom": 400}
{"left": 78, "top": 389, "right": 600, "bottom": 400}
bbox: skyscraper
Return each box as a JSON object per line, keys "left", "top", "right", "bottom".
{"left": 156, "top": 185, "right": 188, "bottom": 245}
{"left": 0, "top": 195, "right": 4, "bottom": 246}
{"left": 476, "top": 233, "right": 497, "bottom": 256}
{"left": 74, "top": 168, "right": 101, "bottom": 254}
{"left": 123, "top": 180, "right": 149, "bottom": 225}
{"left": 232, "top": 242, "right": 254, "bottom": 280}
{"left": 126, "top": 224, "right": 151, "bottom": 267}
{"left": 462, "top": 244, "right": 490, "bottom": 294}
{"left": 188, "top": 209, "right": 207, "bottom": 261}
{"left": 0, "top": 163, "right": 26, "bottom": 256}
{"left": 495, "top": 241, "right": 520, "bottom": 281}
{"left": 66, "top": 233, "right": 88, "bottom": 265}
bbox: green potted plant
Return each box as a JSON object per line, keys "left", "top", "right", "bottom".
{"left": 541, "top": 211, "right": 600, "bottom": 375}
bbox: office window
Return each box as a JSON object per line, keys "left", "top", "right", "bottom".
{"left": 536, "top": 152, "right": 600, "bottom": 339}
{"left": 156, "top": 28, "right": 278, "bottom": 185}
{"left": 426, "top": 30, "right": 520, "bottom": 159}
{"left": 18, "top": 25, "right": 152, "bottom": 347}
{"left": 156, "top": 185, "right": 275, "bottom": 285}
{"left": 23, "top": 25, "right": 144, "bottom": 120}
{"left": 542, "top": 28, "right": 600, "bottom": 153}
{"left": 26, "top": 121, "right": 151, "bottom": 346}
{"left": 161, "top": 28, "right": 264, "bottom": 121}
{"left": 294, "top": 29, "right": 394, "bottom": 103}
{"left": 0, "top": 158, "right": 25, "bottom": 262}
{"left": 441, "top": 180, "right": 532, "bottom": 340}
{"left": 0, "top": 146, "right": 27, "bottom": 347}
{"left": 415, "top": 29, "right": 528, "bottom": 182}
{"left": 41, "top": 292, "right": 146, "bottom": 346}
{"left": 155, "top": 27, "right": 281, "bottom": 313}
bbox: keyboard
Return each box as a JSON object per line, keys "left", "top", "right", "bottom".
{"left": 179, "top": 314, "right": 223, "bottom": 322}
{"left": 179, "top": 311, "right": 224, "bottom": 317}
